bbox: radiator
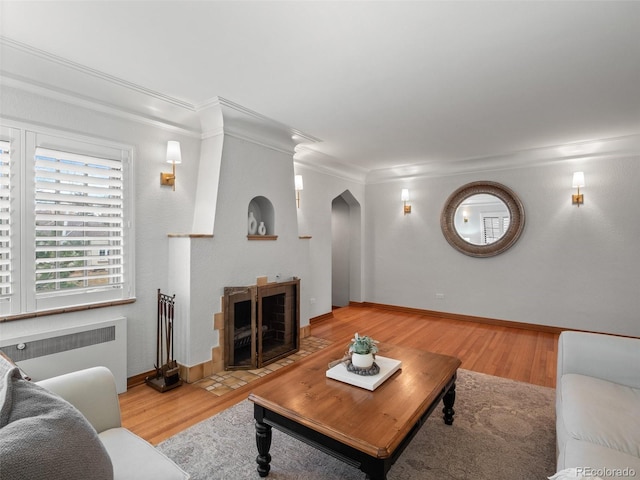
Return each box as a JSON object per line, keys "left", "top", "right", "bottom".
{"left": 0, "top": 317, "right": 127, "bottom": 393}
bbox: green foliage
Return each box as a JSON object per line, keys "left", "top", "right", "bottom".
{"left": 348, "top": 333, "right": 379, "bottom": 355}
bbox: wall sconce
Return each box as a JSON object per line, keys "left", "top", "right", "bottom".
{"left": 462, "top": 211, "right": 469, "bottom": 223}
{"left": 401, "top": 188, "right": 411, "bottom": 215}
{"left": 295, "top": 174, "right": 304, "bottom": 208}
{"left": 572, "top": 171, "right": 585, "bottom": 207}
{"left": 160, "top": 141, "right": 182, "bottom": 191}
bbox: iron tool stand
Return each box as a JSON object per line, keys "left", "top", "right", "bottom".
{"left": 146, "top": 289, "right": 182, "bottom": 392}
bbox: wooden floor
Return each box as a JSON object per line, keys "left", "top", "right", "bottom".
{"left": 119, "top": 305, "right": 559, "bottom": 445}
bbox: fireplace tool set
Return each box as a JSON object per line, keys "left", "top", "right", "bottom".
{"left": 146, "top": 289, "right": 182, "bottom": 392}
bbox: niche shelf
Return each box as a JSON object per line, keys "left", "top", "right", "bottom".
{"left": 247, "top": 196, "right": 277, "bottom": 240}
{"left": 248, "top": 235, "right": 278, "bottom": 241}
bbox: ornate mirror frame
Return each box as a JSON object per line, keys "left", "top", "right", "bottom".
{"left": 440, "top": 181, "right": 525, "bottom": 258}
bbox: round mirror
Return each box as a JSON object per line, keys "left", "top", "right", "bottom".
{"left": 441, "top": 181, "right": 525, "bottom": 257}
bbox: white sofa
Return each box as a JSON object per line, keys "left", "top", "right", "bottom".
{"left": 556, "top": 331, "right": 640, "bottom": 479}
{"left": 37, "top": 366, "right": 190, "bottom": 480}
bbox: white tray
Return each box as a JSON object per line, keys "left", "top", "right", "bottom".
{"left": 326, "top": 355, "right": 402, "bottom": 391}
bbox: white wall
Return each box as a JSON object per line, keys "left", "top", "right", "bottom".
{"left": 0, "top": 86, "right": 202, "bottom": 378}
{"left": 294, "top": 164, "right": 366, "bottom": 316}
{"left": 168, "top": 135, "right": 315, "bottom": 367}
{"left": 365, "top": 155, "right": 640, "bottom": 337}
{"left": 0, "top": 85, "right": 366, "bottom": 379}
{"left": 4, "top": 83, "right": 637, "bottom": 382}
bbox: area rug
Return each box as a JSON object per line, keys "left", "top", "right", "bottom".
{"left": 157, "top": 369, "right": 557, "bottom": 480}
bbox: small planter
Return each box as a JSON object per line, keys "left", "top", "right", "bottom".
{"left": 351, "top": 352, "right": 375, "bottom": 369}
{"left": 347, "top": 334, "right": 379, "bottom": 371}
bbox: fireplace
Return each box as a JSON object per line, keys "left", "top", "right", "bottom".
{"left": 224, "top": 278, "right": 299, "bottom": 369}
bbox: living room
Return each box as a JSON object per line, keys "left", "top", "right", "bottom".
{"left": 0, "top": 2, "right": 639, "bottom": 479}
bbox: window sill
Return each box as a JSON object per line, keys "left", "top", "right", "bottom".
{"left": 0, "top": 298, "right": 136, "bottom": 323}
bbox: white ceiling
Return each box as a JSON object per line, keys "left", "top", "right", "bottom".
{"left": 1, "top": 1, "right": 639, "bottom": 177}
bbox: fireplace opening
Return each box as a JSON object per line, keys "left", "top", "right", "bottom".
{"left": 224, "top": 278, "right": 299, "bottom": 369}
{"left": 232, "top": 298, "right": 253, "bottom": 366}
{"left": 260, "top": 291, "right": 293, "bottom": 364}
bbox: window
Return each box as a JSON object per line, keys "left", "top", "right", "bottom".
{"left": 483, "top": 217, "right": 501, "bottom": 244}
{"left": 482, "top": 215, "right": 510, "bottom": 245}
{"left": 0, "top": 140, "right": 10, "bottom": 300}
{"left": 33, "top": 147, "right": 125, "bottom": 293}
{"left": 0, "top": 127, "right": 134, "bottom": 317}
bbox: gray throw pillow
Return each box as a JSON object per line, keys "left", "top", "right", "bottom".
{"left": 0, "top": 357, "right": 113, "bottom": 480}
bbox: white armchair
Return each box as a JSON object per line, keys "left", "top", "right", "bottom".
{"left": 557, "top": 330, "right": 640, "bottom": 389}
{"left": 555, "top": 331, "right": 640, "bottom": 476}
{"left": 37, "top": 366, "right": 189, "bottom": 480}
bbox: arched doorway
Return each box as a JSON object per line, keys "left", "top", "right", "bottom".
{"left": 331, "top": 190, "right": 362, "bottom": 308}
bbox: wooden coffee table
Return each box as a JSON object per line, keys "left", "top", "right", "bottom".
{"left": 248, "top": 342, "right": 461, "bottom": 480}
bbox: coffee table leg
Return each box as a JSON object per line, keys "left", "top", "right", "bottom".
{"left": 442, "top": 381, "right": 456, "bottom": 425}
{"left": 255, "top": 420, "right": 272, "bottom": 477}
{"left": 365, "top": 474, "right": 385, "bottom": 480}
{"left": 362, "top": 459, "right": 388, "bottom": 480}
{"left": 364, "top": 471, "right": 387, "bottom": 480}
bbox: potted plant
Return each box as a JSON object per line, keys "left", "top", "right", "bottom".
{"left": 348, "top": 333, "right": 379, "bottom": 369}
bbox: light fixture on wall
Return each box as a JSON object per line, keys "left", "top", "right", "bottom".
{"left": 401, "top": 188, "right": 411, "bottom": 215}
{"left": 161, "top": 141, "right": 182, "bottom": 191}
{"left": 462, "top": 210, "right": 469, "bottom": 223}
{"left": 295, "top": 174, "right": 304, "bottom": 208}
{"left": 572, "top": 171, "right": 585, "bottom": 207}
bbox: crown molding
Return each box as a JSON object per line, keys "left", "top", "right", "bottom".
{"left": 0, "top": 36, "right": 369, "bottom": 181}
{"left": 0, "top": 36, "right": 202, "bottom": 135}
{"left": 7, "top": 36, "right": 631, "bottom": 186}
{"left": 196, "top": 96, "right": 322, "bottom": 156}
{"left": 294, "top": 146, "right": 368, "bottom": 184}
{"left": 198, "top": 96, "right": 320, "bottom": 143}
{"left": 1, "top": 74, "right": 202, "bottom": 138}
{"left": 365, "top": 134, "right": 640, "bottom": 184}
{"left": 0, "top": 36, "right": 194, "bottom": 110}
{"left": 0, "top": 37, "right": 325, "bottom": 155}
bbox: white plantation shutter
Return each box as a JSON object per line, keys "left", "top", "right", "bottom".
{"left": 34, "top": 147, "right": 124, "bottom": 296}
{"left": 0, "top": 140, "right": 10, "bottom": 298}
{"left": 483, "top": 217, "right": 501, "bottom": 244}
{"left": 482, "top": 215, "right": 511, "bottom": 245}
{"left": 0, "top": 127, "right": 132, "bottom": 317}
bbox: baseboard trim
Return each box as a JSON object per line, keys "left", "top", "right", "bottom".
{"left": 127, "top": 325, "right": 315, "bottom": 389}
{"left": 126, "top": 304, "right": 634, "bottom": 387}
{"left": 126, "top": 304, "right": 558, "bottom": 388}
{"left": 127, "top": 369, "right": 155, "bottom": 389}
{"left": 358, "top": 302, "right": 565, "bottom": 335}
{"left": 310, "top": 312, "right": 335, "bottom": 324}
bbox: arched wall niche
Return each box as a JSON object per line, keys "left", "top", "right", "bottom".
{"left": 248, "top": 196, "right": 275, "bottom": 235}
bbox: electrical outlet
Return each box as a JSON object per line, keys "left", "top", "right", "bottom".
{"left": 435, "top": 293, "right": 445, "bottom": 300}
